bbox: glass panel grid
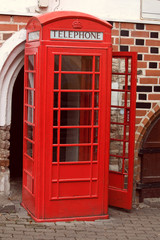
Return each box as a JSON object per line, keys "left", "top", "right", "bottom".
{"left": 23, "top": 54, "right": 36, "bottom": 195}
{"left": 52, "top": 53, "right": 100, "bottom": 199}
{"left": 110, "top": 56, "right": 132, "bottom": 189}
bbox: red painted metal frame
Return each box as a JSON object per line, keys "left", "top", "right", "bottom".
{"left": 109, "top": 52, "right": 137, "bottom": 210}
{"left": 43, "top": 47, "right": 111, "bottom": 220}
{"left": 23, "top": 11, "right": 112, "bottom": 222}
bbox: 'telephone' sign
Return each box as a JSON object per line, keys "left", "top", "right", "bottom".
{"left": 50, "top": 30, "right": 103, "bottom": 41}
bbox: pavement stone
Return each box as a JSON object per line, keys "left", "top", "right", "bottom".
{"left": 1, "top": 186, "right": 160, "bottom": 240}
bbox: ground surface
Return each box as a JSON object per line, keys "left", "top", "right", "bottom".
{"left": 0, "top": 179, "right": 157, "bottom": 240}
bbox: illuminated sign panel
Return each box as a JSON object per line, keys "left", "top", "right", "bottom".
{"left": 28, "top": 31, "right": 40, "bottom": 41}
{"left": 50, "top": 30, "right": 103, "bottom": 41}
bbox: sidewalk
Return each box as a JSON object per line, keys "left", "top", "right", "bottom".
{"left": 0, "top": 178, "right": 159, "bottom": 240}
{"left": 0, "top": 201, "right": 159, "bottom": 240}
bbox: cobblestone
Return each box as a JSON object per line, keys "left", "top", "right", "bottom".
{"left": 0, "top": 203, "right": 159, "bottom": 239}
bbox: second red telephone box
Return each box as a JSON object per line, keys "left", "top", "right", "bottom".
{"left": 22, "top": 11, "right": 112, "bottom": 221}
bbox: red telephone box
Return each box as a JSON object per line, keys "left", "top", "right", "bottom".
{"left": 22, "top": 11, "right": 112, "bottom": 221}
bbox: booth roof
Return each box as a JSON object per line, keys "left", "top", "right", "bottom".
{"left": 27, "top": 11, "right": 112, "bottom": 28}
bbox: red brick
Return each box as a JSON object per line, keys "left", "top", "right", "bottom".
{"left": 148, "top": 94, "right": 160, "bottom": 100}
{"left": 142, "top": 117, "right": 149, "bottom": 126}
{"left": 13, "top": 16, "right": 31, "bottom": 23}
{"left": 0, "top": 24, "right": 17, "bottom": 31}
{"left": 115, "top": 38, "right": 119, "bottom": 44}
{"left": 140, "top": 77, "right": 158, "bottom": 84}
{"left": 3, "top": 33, "right": 12, "bottom": 40}
{"left": 0, "top": 15, "right": 11, "bottom": 22}
{"left": 130, "top": 46, "right": 149, "bottom": 53}
{"left": 18, "top": 24, "right": 27, "bottom": 30}
{"left": 111, "top": 29, "right": 119, "bottom": 36}
{"left": 136, "top": 118, "right": 142, "bottom": 124}
{"left": 121, "top": 23, "right": 134, "bottom": 29}
{"left": 131, "top": 31, "right": 149, "bottom": 38}
{"left": 146, "top": 39, "right": 160, "bottom": 46}
{"left": 144, "top": 54, "right": 160, "bottom": 61}
{"left": 147, "top": 110, "right": 155, "bottom": 119}
{"left": 115, "top": 22, "right": 119, "bottom": 28}
{"left": 120, "top": 38, "right": 134, "bottom": 45}
{"left": 137, "top": 62, "right": 147, "bottom": 68}
{"left": 112, "top": 45, "right": 119, "bottom": 51}
{"left": 136, "top": 109, "right": 147, "bottom": 116}
{"left": 146, "top": 24, "right": 160, "bottom": 31}
{"left": 153, "top": 103, "right": 160, "bottom": 111}
{"left": 146, "top": 70, "right": 160, "bottom": 76}
{"left": 111, "top": 37, "right": 114, "bottom": 44}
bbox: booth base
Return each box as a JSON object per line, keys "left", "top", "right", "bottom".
{"left": 21, "top": 203, "right": 109, "bottom": 222}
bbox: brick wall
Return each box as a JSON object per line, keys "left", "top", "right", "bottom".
{"left": 111, "top": 22, "right": 160, "bottom": 132}
{"left": 0, "top": 15, "right": 31, "bottom": 46}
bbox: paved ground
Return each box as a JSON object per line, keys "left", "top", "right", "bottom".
{"left": 0, "top": 203, "right": 159, "bottom": 240}
{"left": 0, "top": 179, "right": 158, "bottom": 240}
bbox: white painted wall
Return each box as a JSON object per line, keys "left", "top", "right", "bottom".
{"left": 0, "top": 0, "right": 141, "bottom": 22}
{"left": 0, "top": 0, "right": 37, "bottom": 14}
{"left": 55, "top": 0, "right": 141, "bottom": 21}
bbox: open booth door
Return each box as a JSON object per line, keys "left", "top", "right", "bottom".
{"left": 109, "top": 52, "right": 137, "bottom": 210}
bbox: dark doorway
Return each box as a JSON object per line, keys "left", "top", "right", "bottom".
{"left": 138, "top": 116, "right": 160, "bottom": 202}
{"left": 10, "top": 67, "right": 24, "bottom": 179}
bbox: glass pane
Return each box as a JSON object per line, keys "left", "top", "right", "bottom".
{"left": 61, "top": 110, "right": 92, "bottom": 126}
{"left": 53, "top": 129, "right": 57, "bottom": 144}
{"left": 27, "top": 90, "right": 34, "bottom": 106}
{"left": 124, "top": 174, "right": 128, "bottom": 189}
{"left": 27, "top": 107, "right": 34, "bottom": 123}
{"left": 94, "top": 93, "right": 99, "bottom": 108}
{"left": 27, "top": 124, "right": 33, "bottom": 140}
{"left": 54, "top": 74, "right": 58, "bottom": 89}
{"left": 124, "top": 158, "right": 129, "bottom": 173}
{"left": 54, "top": 92, "right": 58, "bottom": 108}
{"left": 112, "top": 75, "right": 131, "bottom": 90}
{"left": 111, "top": 91, "right": 126, "bottom": 107}
{"left": 127, "top": 92, "right": 131, "bottom": 107}
{"left": 62, "top": 55, "right": 93, "bottom": 71}
{"left": 128, "top": 58, "right": 131, "bottom": 73}
{"left": 93, "top": 128, "right": 98, "bottom": 143}
{"left": 52, "top": 147, "right": 57, "bottom": 162}
{"left": 110, "top": 124, "right": 124, "bottom": 140}
{"left": 94, "top": 110, "right": 99, "bottom": 125}
{"left": 61, "top": 92, "right": 92, "bottom": 108}
{"left": 95, "top": 56, "right": 100, "bottom": 72}
{"left": 125, "top": 125, "right": 129, "bottom": 141}
{"left": 112, "top": 58, "right": 126, "bottom": 73}
{"left": 61, "top": 74, "right": 92, "bottom": 89}
{"left": 28, "top": 55, "right": 34, "bottom": 71}
{"left": 54, "top": 55, "right": 59, "bottom": 71}
{"left": 93, "top": 145, "right": 98, "bottom": 161}
{"left": 95, "top": 75, "right": 99, "bottom": 90}
{"left": 28, "top": 72, "right": 34, "bottom": 88}
{"left": 53, "top": 111, "right": 58, "bottom": 126}
{"left": 27, "top": 141, "right": 33, "bottom": 158}
{"left": 109, "top": 156, "right": 122, "bottom": 172}
{"left": 110, "top": 140, "right": 124, "bottom": 156}
{"left": 60, "top": 128, "right": 91, "bottom": 144}
{"left": 60, "top": 146, "right": 91, "bottom": 162}
{"left": 110, "top": 107, "right": 124, "bottom": 124}
{"left": 125, "top": 142, "right": 129, "bottom": 156}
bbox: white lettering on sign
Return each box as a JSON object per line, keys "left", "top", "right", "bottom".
{"left": 28, "top": 31, "right": 40, "bottom": 41}
{"left": 50, "top": 30, "right": 103, "bottom": 41}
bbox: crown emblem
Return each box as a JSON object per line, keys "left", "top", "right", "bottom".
{"left": 72, "top": 19, "right": 82, "bottom": 29}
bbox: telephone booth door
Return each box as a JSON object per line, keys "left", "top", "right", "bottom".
{"left": 44, "top": 47, "right": 111, "bottom": 220}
